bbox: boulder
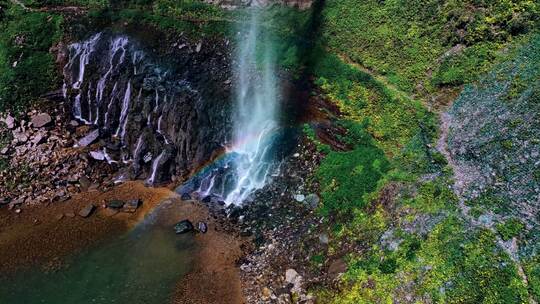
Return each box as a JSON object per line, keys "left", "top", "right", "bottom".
{"left": 31, "top": 113, "right": 52, "bottom": 128}
{"left": 106, "top": 199, "right": 125, "bottom": 209}
{"left": 181, "top": 192, "right": 192, "bottom": 201}
{"left": 304, "top": 193, "right": 320, "bottom": 209}
{"left": 89, "top": 150, "right": 106, "bottom": 161}
{"left": 174, "top": 219, "right": 194, "bottom": 234}
{"left": 31, "top": 133, "right": 46, "bottom": 145}
{"left": 77, "top": 129, "right": 99, "bottom": 147}
{"left": 4, "top": 115, "right": 15, "bottom": 129}
{"left": 0, "top": 147, "right": 9, "bottom": 155}
{"left": 122, "top": 199, "right": 141, "bottom": 213}
{"left": 78, "top": 204, "right": 96, "bottom": 218}
{"left": 12, "top": 131, "right": 28, "bottom": 143}
{"left": 294, "top": 194, "right": 305, "bottom": 202}
{"left": 285, "top": 269, "right": 299, "bottom": 284}
{"left": 196, "top": 221, "right": 208, "bottom": 233}
{"left": 318, "top": 233, "right": 329, "bottom": 245}
{"left": 79, "top": 176, "right": 91, "bottom": 191}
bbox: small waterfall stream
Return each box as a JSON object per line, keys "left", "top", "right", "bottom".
{"left": 63, "top": 32, "right": 231, "bottom": 186}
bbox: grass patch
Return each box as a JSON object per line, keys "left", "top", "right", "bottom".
{"left": 0, "top": 5, "right": 63, "bottom": 113}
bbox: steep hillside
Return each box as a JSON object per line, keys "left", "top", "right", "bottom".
{"left": 302, "top": 1, "right": 540, "bottom": 303}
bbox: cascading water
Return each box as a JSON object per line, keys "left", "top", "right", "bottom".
{"left": 191, "top": 9, "right": 282, "bottom": 205}
{"left": 63, "top": 32, "right": 232, "bottom": 186}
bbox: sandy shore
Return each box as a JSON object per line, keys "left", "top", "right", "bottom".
{"left": 171, "top": 200, "right": 246, "bottom": 304}
{"left": 0, "top": 181, "right": 246, "bottom": 304}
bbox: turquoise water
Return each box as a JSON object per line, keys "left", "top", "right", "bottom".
{"left": 0, "top": 204, "right": 194, "bottom": 304}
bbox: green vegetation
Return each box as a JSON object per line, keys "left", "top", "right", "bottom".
{"left": 321, "top": 0, "right": 539, "bottom": 95}
{"left": 0, "top": 4, "right": 63, "bottom": 113}
{"left": 318, "top": 216, "right": 530, "bottom": 303}
{"left": 302, "top": 1, "right": 540, "bottom": 302}
{"left": 496, "top": 218, "right": 525, "bottom": 241}
{"left": 315, "top": 121, "right": 389, "bottom": 216}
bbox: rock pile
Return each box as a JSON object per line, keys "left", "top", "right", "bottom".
{"left": 221, "top": 138, "right": 336, "bottom": 304}
{"left": 0, "top": 108, "right": 118, "bottom": 212}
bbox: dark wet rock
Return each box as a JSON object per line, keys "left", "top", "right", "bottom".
{"left": 78, "top": 204, "right": 96, "bottom": 218}
{"left": 181, "top": 192, "right": 192, "bottom": 201}
{"left": 197, "top": 221, "right": 208, "bottom": 233}
{"left": 122, "top": 199, "right": 141, "bottom": 213}
{"left": 105, "top": 142, "right": 121, "bottom": 151}
{"left": 77, "top": 129, "right": 99, "bottom": 147}
{"left": 174, "top": 219, "right": 194, "bottom": 234}
{"left": 63, "top": 33, "right": 232, "bottom": 185}
{"left": 106, "top": 199, "right": 125, "bottom": 209}
{"left": 31, "top": 113, "right": 52, "bottom": 128}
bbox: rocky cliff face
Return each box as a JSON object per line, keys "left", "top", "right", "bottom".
{"left": 203, "top": 0, "right": 312, "bottom": 10}
{"left": 62, "top": 31, "right": 232, "bottom": 185}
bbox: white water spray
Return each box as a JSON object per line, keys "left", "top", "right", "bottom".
{"left": 226, "top": 11, "right": 279, "bottom": 204}
{"left": 197, "top": 9, "right": 281, "bottom": 205}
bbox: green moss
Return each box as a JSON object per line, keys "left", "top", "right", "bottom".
{"left": 496, "top": 218, "right": 525, "bottom": 241}
{"left": 524, "top": 256, "right": 540, "bottom": 301}
{"left": 316, "top": 122, "right": 390, "bottom": 216}
{"left": 0, "top": 5, "right": 63, "bottom": 113}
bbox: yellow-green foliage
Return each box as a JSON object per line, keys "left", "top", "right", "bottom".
{"left": 321, "top": 0, "right": 539, "bottom": 93}
{"left": 320, "top": 216, "right": 530, "bottom": 303}
{"left": 313, "top": 53, "right": 434, "bottom": 157}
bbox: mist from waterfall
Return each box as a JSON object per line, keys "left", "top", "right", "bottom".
{"left": 226, "top": 10, "right": 279, "bottom": 204}
{"left": 191, "top": 9, "right": 281, "bottom": 205}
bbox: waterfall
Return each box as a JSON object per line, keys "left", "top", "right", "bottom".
{"left": 194, "top": 9, "right": 281, "bottom": 205}
{"left": 64, "top": 32, "right": 225, "bottom": 186}
{"left": 226, "top": 10, "right": 279, "bottom": 204}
